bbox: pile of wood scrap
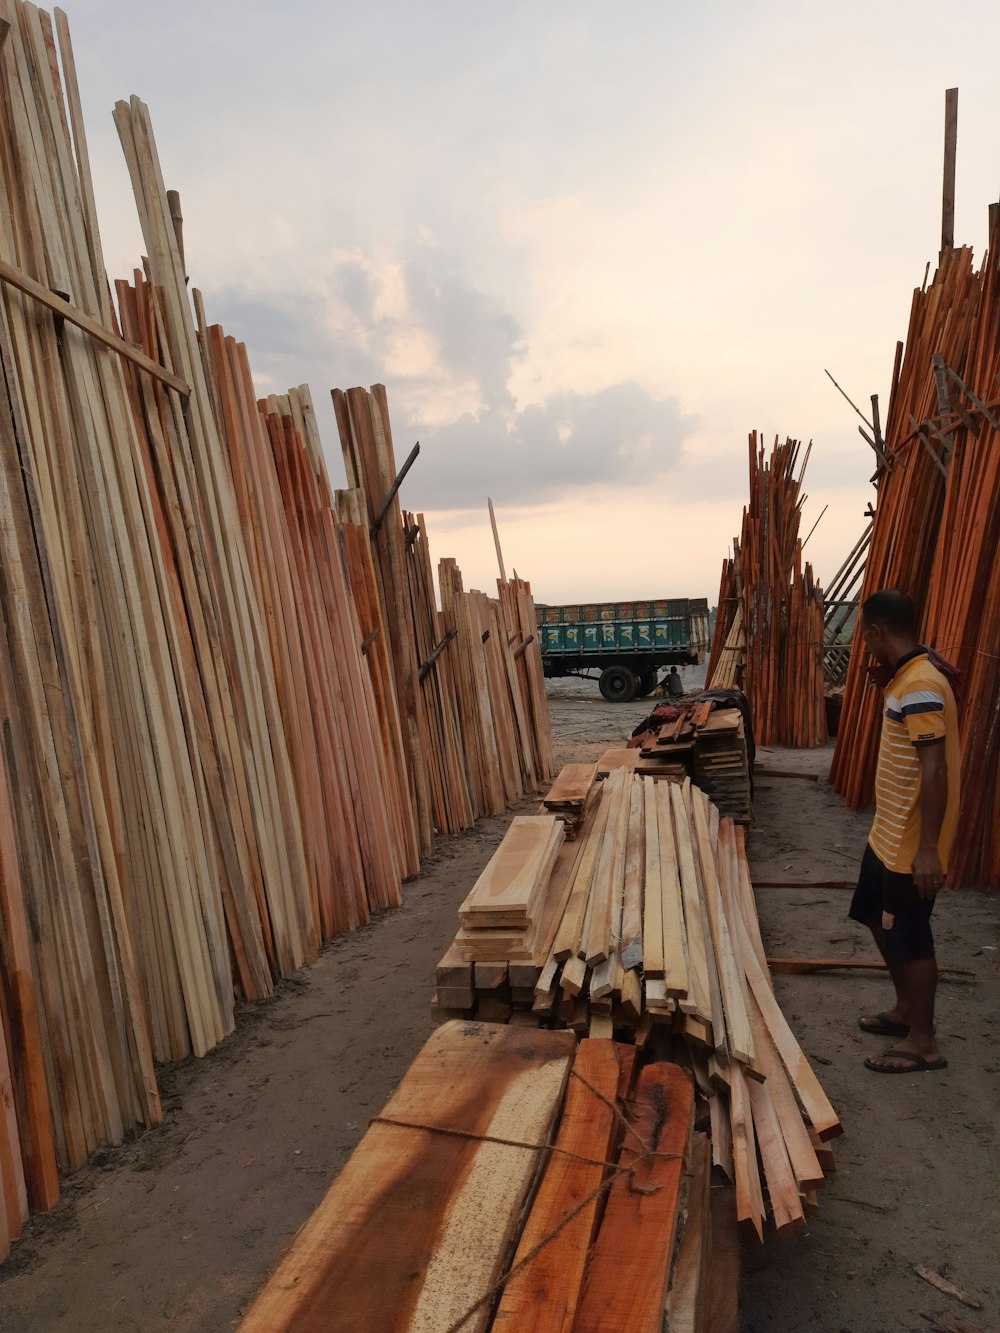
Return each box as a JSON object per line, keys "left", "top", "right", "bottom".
{"left": 0, "top": 1, "right": 555, "bottom": 1253}
{"left": 600, "top": 700, "right": 752, "bottom": 823}
{"left": 240, "top": 1022, "right": 738, "bottom": 1333}
{"left": 706, "top": 433, "right": 828, "bottom": 748}
{"left": 435, "top": 770, "right": 841, "bottom": 1240}
{"left": 830, "top": 199, "right": 1000, "bottom": 890}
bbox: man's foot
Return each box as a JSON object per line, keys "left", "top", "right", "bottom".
{"left": 864, "top": 1045, "right": 947, "bottom": 1074}
{"left": 858, "top": 1012, "right": 909, "bottom": 1037}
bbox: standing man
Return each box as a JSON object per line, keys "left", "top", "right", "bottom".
{"left": 849, "top": 589, "right": 960, "bottom": 1073}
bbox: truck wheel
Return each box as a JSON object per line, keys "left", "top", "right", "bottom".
{"left": 599, "top": 665, "right": 638, "bottom": 703}
{"left": 636, "top": 670, "right": 659, "bottom": 698}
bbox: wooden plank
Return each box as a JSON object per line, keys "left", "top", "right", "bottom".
{"left": 729, "top": 1062, "right": 765, "bottom": 1243}
{"left": 543, "top": 762, "right": 597, "bottom": 807}
{"left": 240, "top": 1022, "right": 574, "bottom": 1332}
{"left": 738, "top": 918, "right": 843, "bottom": 1140}
{"left": 641, "top": 778, "right": 665, "bottom": 978}
{"left": 551, "top": 786, "right": 612, "bottom": 962}
{"left": 695, "top": 803, "right": 754, "bottom": 1067}
{"left": 573, "top": 1063, "right": 693, "bottom": 1333}
{"left": 620, "top": 777, "right": 644, "bottom": 970}
{"left": 656, "top": 781, "right": 690, "bottom": 999}
{"left": 0, "top": 255, "right": 189, "bottom": 394}
{"left": 459, "top": 815, "right": 563, "bottom": 927}
{"left": 664, "top": 1132, "right": 711, "bottom": 1333}
{"left": 704, "top": 1184, "right": 741, "bottom": 1333}
{"left": 669, "top": 782, "right": 711, "bottom": 1022}
{"left": 746, "top": 1075, "right": 806, "bottom": 1233}
{"left": 581, "top": 772, "right": 630, "bottom": 966}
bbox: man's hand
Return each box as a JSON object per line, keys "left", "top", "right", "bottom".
{"left": 914, "top": 740, "right": 947, "bottom": 898}
{"left": 912, "top": 846, "right": 944, "bottom": 898}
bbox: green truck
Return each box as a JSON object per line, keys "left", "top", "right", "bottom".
{"left": 535, "top": 598, "right": 710, "bottom": 702}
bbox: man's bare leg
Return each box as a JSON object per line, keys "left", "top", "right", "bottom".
{"left": 860, "top": 920, "right": 911, "bottom": 1028}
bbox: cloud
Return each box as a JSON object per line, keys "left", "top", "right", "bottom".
{"left": 207, "top": 250, "right": 695, "bottom": 509}
{"left": 411, "top": 380, "right": 696, "bottom": 510}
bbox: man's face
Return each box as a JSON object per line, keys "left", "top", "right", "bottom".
{"left": 860, "top": 615, "right": 890, "bottom": 666}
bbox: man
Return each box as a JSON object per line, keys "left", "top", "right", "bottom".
{"left": 849, "top": 589, "right": 960, "bottom": 1073}
{"left": 666, "top": 665, "right": 684, "bottom": 699}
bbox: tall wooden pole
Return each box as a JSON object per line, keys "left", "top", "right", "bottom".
{"left": 941, "top": 87, "right": 958, "bottom": 252}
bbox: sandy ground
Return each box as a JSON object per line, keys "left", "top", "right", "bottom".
{"left": 1, "top": 676, "right": 997, "bottom": 1332}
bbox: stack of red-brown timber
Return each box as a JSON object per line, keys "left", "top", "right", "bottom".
{"left": 829, "top": 202, "right": 1000, "bottom": 890}
{"left": 241, "top": 1023, "right": 739, "bottom": 1333}
{"left": 707, "top": 434, "right": 828, "bottom": 748}
{"left": 0, "top": 0, "right": 554, "bottom": 1255}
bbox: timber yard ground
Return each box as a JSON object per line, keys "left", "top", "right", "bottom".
{"left": 0, "top": 678, "right": 997, "bottom": 1333}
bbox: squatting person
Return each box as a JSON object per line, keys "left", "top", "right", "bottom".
{"left": 848, "top": 589, "right": 960, "bottom": 1074}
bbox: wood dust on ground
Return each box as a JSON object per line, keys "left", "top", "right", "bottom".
{"left": 0, "top": 682, "right": 996, "bottom": 1332}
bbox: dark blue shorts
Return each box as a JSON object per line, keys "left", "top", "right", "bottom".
{"left": 849, "top": 843, "right": 936, "bottom": 963}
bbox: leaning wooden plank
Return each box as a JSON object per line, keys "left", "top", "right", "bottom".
{"left": 739, "top": 919, "right": 843, "bottom": 1140}
{"left": 573, "top": 1063, "right": 693, "bottom": 1333}
{"left": 729, "top": 1063, "right": 765, "bottom": 1243}
{"left": 240, "top": 1022, "right": 574, "bottom": 1332}
{"left": 664, "top": 1131, "right": 711, "bottom": 1333}
{"left": 746, "top": 1075, "right": 806, "bottom": 1233}
{"left": 747, "top": 995, "right": 824, "bottom": 1192}
{"left": 459, "top": 815, "right": 563, "bottom": 927}
{"left": 0, "top": 256, "right": 189, "bottom": 394}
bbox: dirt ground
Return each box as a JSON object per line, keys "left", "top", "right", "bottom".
{"left": 0, "top": 677, "right": 997, "bottom": 1332}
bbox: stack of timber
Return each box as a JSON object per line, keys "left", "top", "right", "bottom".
{"left": 0, "top": 1, "right": 556, "bottom": 1252}
{"left": 706, "top": 434, "right": 828, "bottom": 748}
{"left": 242, "top": 1022, "right": 737, "bottom": 1333}
{"left": 434, "top": 772, "right": 841, "bottom": 1242}
{"left": 830, "top": 199, "right": 1000, "bottom": 890}
{"left": 541, "top": 761, "right": 600, "bottom": 836}
{"left": 601, "top": 701, "right": 752, "bottom": 823}
{"left": 334, "top": 388, "right": 556, "bottom": 850}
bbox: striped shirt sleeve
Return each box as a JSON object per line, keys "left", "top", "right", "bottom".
{"left": 899, "top": 678, "right": 946, "bottom": 746}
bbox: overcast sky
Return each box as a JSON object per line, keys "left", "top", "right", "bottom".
{"left": 68, "top": 0, "right": 1000, "bottom": 604}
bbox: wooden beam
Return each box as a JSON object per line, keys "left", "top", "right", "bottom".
{"left": 941, "top": 87, "right": 958, "bottom": 251}
{"left": 0, "top": 256, "right": 190, "bottom": 395}
{"left": 368, "top": 440, "right": 419, "bottom": 538}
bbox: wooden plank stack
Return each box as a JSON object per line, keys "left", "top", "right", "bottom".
{"left": 541, "top": 760, "right": 600, "bottom": 836}
{"left": 435, "top": 766, "right": 841, "bottom": 1242}
{"left": 602, "top": 700, "right": 752, "bottom": 823}
{"left": 0, "top": 1, "right": 557, "bottom": 1253}
{"left": 241, "top": 1024, "right": 728, "bottom": 1333}
{"left": 334, "top": 390, "right": 556, "bottom": 854}
{"left": 830, "top": 201, "right": 1000, "bottom": 890}
{"left": 706, "top": 434, "right": 828, "bottom": 747}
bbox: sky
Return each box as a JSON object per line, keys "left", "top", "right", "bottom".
{"left": 64, "top": 0, "right": 1000, "bottom": 605}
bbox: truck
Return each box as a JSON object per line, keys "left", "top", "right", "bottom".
{"left": 535, "top": 598, "right": 711, "bottom": 702}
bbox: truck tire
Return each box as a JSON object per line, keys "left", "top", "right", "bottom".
{"left": 599, "top": 665, "right": 638, "bottom": 703}
{"left": 636, "top": 669, "right": 659, "bottom": 698}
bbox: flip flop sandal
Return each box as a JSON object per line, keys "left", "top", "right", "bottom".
{"left": 858, "top": 1014, "right": 909, "bottom": 1037}
{"left": 864, "top": 1048, "right": 948, "bottom": 1074}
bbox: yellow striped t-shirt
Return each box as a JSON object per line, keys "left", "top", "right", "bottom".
{"left": 868, "top": 649, "right": 960, "bottom": 874}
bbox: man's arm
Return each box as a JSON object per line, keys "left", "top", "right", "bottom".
{"left": 913, "top": 740, "right": 947, "bottom": 897}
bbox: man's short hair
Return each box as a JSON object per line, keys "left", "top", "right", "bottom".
{"left": 862, "top": 589, "right": 918, "bottom": 635}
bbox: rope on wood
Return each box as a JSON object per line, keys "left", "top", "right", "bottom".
{"left": 372, "top": 1066, "right": 683, "bottom": 1333}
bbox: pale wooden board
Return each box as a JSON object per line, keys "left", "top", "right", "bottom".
{"left": 459, "top": 815, "right": 563, "bottom": 926}
{"left": 240, "top": 1022, "right": 575, "bottom": 1332}
{"left": 543, "top": 760, "right": 598, "bottom": 807}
